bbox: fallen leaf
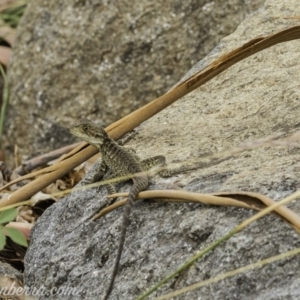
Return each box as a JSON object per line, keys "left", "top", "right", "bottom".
{"left": 5, "top": 221, "right": 32, "bottom": 240}
{"left": 0, "top": 25, "right": 15, "bottom": 45}
{"left": 0, "top": 45, "right": 11, "bottom": 66}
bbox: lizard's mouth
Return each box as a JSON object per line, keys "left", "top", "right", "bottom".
{"left": 70, "top": 131, "right": 102, "bottom": 146}
{"left": 83, "top": 136, "right": 104, "bottom": 146}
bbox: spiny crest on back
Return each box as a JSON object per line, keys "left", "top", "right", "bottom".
{"left": 70, "top": 119, "right": 108, "bottom": 145}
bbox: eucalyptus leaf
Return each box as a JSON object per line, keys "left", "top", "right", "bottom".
{"left": 4, "top": 227, "right": 28, "bottom": 247}
{"left": 0, "top": 208, "right": 17, "bottom": 224}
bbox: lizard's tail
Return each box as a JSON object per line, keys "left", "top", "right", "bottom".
{"left": 103, "top": 174, "right": 148, "bottom": 300}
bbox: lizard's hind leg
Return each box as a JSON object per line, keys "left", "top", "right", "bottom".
{"left": 140, "top": 155, "right": 171, "bottom": 177}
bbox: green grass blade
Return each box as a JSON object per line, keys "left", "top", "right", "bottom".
{"left": 0, "top": 63, "right": 9, "bottom": 144}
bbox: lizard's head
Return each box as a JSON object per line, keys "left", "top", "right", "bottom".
{"left": 70, "top": 120, "right": 108, "bottom": 146}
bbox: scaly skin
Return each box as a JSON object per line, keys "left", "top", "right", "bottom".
{"left": 70, "top": 120, "right": 151, "bottom": 299}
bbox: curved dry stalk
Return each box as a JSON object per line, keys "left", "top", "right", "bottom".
{"left": 0, "top": 25, "right": 300, "bottom": 208}
{"left": 0, "top": 145, "right": 97, "bottom": 207}
{"left": 0, "top": 142, "right": 89, "bottom": 192}
{"left": 214, "top": 191, "right": 300, "bottom": 231}
{"left": 92, "top": 192, "right": 252, "bottom": 220}
{"left": 93, "top": 190, "right": 300, "bottom": 232}
{"left": 107, "top": 26, "right": 300, "bottom": 134}
{"left": 14, "top": 142, "right": 83, "bottom": 176}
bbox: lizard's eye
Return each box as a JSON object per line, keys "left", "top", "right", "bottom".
{"left": 81, "top": 124, "right": 88, "bottom": 132}
{"left": 96, "top": 133, "right": 103, "bottom": 139}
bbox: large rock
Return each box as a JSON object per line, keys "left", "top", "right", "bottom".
{"left": 5, "top": 0, "right": 263, "bottom": 161}
{"left": 24, "top": 0, "right": 300, "bottom": 299}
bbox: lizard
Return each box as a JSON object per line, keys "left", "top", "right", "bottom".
{"left": 70, "top": 120, "right": 167, "bottom": 299}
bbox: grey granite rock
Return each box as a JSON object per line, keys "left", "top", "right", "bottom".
{"left": 24, "top": 0, "right": 300, "bottom": 299}
{"left": 0, "top": 261, "right": 23, "bottom": 297}
{"left": 5, "top": 0, "right": 263, "bottom": 161}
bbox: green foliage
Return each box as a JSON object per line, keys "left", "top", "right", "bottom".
{"left": 0, "top": 207, "right": 17, "bottom": 223}
{"left": 0, "top": 4, "right": 27, "bottom": 28}
{"left": 0, "top": 208, "right": 28, "bottom": 250}
{"left": 0, "top": 63, "right": 9, "bottom": 144}
{"left": 4, "top": 227, "right": 27, "bottom": 247}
